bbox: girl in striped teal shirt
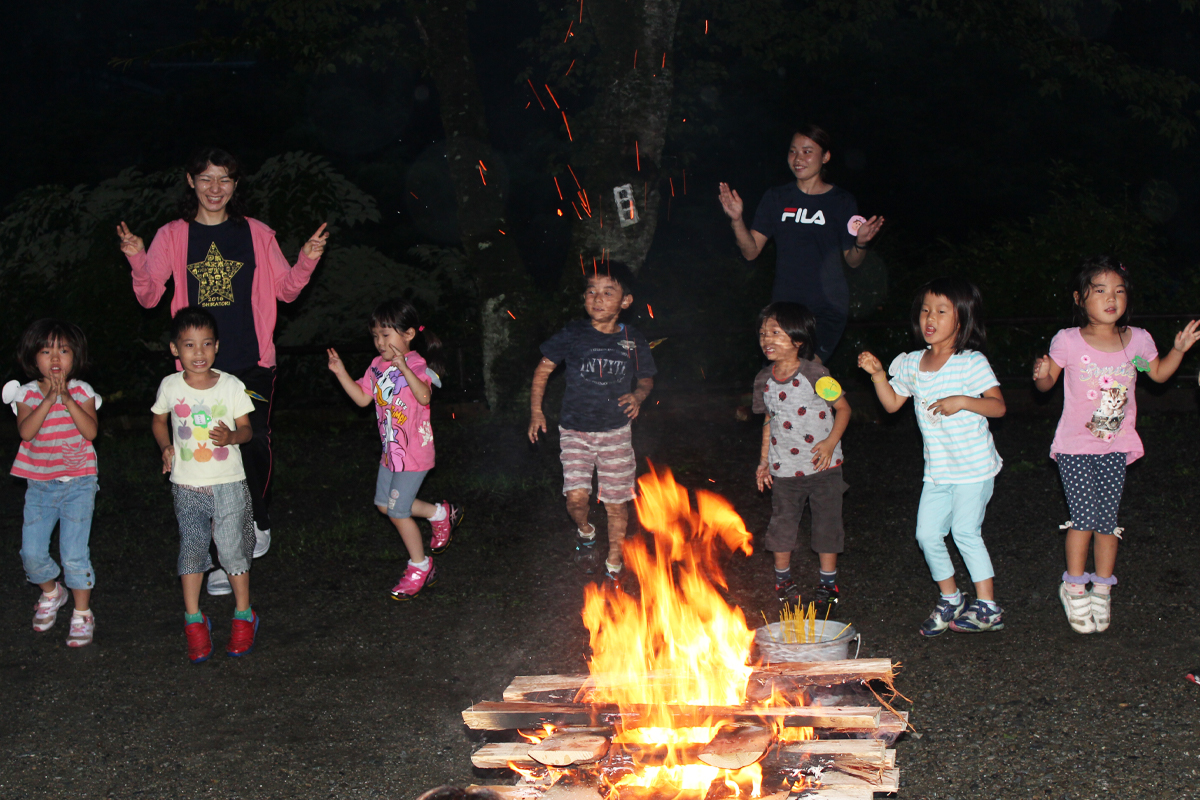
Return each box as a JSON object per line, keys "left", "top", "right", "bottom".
{"left": 859, "top": 277, "right": 1006, "bottom": 637}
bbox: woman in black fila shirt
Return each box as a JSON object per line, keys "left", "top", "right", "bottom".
{"left": 719, "top": 125, "right": 883, "bottom": 362}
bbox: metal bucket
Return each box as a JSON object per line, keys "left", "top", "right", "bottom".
{"left": 753, "top": 621, "right": 861, "bottom": 664}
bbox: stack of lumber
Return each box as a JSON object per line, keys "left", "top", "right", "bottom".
{"left": 462, "top": 659, "right": 906, "bottom": 800}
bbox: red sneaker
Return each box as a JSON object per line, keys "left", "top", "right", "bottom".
{"left": 429, "top": 503, "right": 463, "bottom": 553}
{"left": 185, "top": 615, "right": 213, "bottom": 663}
{"left": 390, "top": 560, "right": 437, "bottom": 600}
{"left": 227, "top": 611, "right": 260, "bottom": 657}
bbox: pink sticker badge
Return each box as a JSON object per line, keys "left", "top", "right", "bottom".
{"left": 847, "top": 215, "right": 867, "bottom": 236}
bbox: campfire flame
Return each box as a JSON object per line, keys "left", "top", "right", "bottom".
{"left": 579, "top": 464, "right": 787, "bottom": 800}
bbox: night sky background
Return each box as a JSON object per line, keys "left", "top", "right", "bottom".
{"left": 5, "top": 1, "right": 1200, "bottom": 394}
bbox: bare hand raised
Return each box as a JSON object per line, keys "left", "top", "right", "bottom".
{"left": 302, "top": 223, "right": 330, "bottom": 259}
{"left": 857, "top": 351, "right": 884, "bottom": 376}
{"left": 116, "top": 221, "right": 144, "bottom": 256}
{"left": 854, "top": 215, "right": 885, "bottom": 247}
{"left": 717, "top": 183, "right": 744, "bottom": 221}
{"left": 1173, "top": 319, "right": 1200, "bottom": 353}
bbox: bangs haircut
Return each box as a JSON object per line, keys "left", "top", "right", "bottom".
{"left": 582, "top": 260, "right": 637, "bottom": 297}
{"left": 17, "top": 319, "right": 89, "bottom": 380}
{"left": 171, "top": 306, "right": 219, "bottom": 341}
{"left": 1071, "top": 255, "right": 1131, "bottom": 329}
{"left": 757, "top": 301, "right": 817, "bottom": 360}
{"left": 369, "top": 298, "right": 445, "bottom": 377}
{"left": 179, "top": 146, "right": 248, "bottom": 223}
{"left": 911, "top": 276, "right": 987, "bottom": 353}
{"left": 792, "top": 124, "right": 832, "bottom": 155}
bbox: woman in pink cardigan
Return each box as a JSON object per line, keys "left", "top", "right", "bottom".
{"left": 117, "top": 147, "right": 328, "bottom": 594}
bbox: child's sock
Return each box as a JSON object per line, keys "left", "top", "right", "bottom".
{"left": 578, "top": 525, "right": 596, "bottom": 539}
{"left": 184, "top": 610, "right": 204, "bottom": 625}
{"left": 1062, "top": 572, "right": 1088, "bottom": 595}
{"left": 410, "top": 558, "right": 431, "bottom": 572}
{"left": 1088, "top": 572, "right": 1117, "bottom": 594}
{"left": 941, "top": 590, "right": 963, "bottom": 606}
{"left": 72, "top": 608, "right": 91, "bottom": 618}
{"left": 1091, "top": 584, "right": 1111, "bottom": 596}
{"left": 818, "top": 570, "right": 837, "bottom": 587}
{"left": 978, "top": 599, "right": 1000, "bottom": 611}
{"left": 774, "top": 567, "right": 792, "bottom": 584}
{"left": 234, "top": 607, "right": 254, "bottom": 621}
{"left": 429, "top": 504, "right": 448, "bottom": 522}
{"left": 605, "top": 560, "right": 622, "bottom": 575}
{"left": 43, "top": 584, "right": 62, "bottom": 600}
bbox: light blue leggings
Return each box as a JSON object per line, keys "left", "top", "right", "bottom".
{"left": 914, "top": 478, "right": 996, "bottom": 584}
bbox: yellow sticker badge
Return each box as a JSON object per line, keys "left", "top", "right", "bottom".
{"left": 814, "top": 376, "right": 843, "bottom": 402}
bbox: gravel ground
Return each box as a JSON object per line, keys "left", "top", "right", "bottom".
{"left": 1, "top": 392, "right": 1199, "bottom": 800}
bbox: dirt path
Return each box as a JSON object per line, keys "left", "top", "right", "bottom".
{"left": 2, "top": 395, "right": 1198, "bottom": 799}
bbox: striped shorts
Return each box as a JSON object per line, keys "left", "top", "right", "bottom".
{"left": 559, "top": 424, "right": 637, "bottom": 504}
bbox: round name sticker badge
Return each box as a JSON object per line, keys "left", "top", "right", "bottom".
{"left": 847, "top": 215, "right": 867, "bottom": 236}
{"left": 814, "top": 376, "right": 843, "bottom": 401}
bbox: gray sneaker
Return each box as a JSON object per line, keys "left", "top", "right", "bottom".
{"left": 919, "top": 595, "right": 966, "bottom": 637}
{"left": 253, "top": 525, "right": 271, "bottom": 558}
{"left": 207, "top": 569, "right": 233, "bottom": 596}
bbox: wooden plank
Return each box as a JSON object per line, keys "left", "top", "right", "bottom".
{"left": 503, "top": 661, "right": 894, "bottom": 703}
{"left": 472, "top": 743, "right": 535, "bottom": 769}
{"left": 462, "top": 702, "right": 881, "bottom": 732}
{"left": 817, "top": 767, "right": 900, "bottom": 792}
{"left": 696, "top": 725, "right": 772, "bottom": 769}
{"left": 776, "top": 739, "right": 887, "bottom": 763}
{"left": 758, "top": 790, "right": 873, "bottom": 800}
{"left": 528, "top": 732, "right": 609, "bottom": 766}
{"left": 744, "top": 659, "right": 894, "bottom": 701}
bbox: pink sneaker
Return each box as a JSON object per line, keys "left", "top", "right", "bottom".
{"left": 429, "top": 503, "right": 463, "bottom": 553}
{"left": 390, "top": 560, "right": 437, "bottom": 600}
{"left": 33, "top": 582, "right": 69, "bottom": 632}
{"left": 66, "top": 612, "right": 95, "bottom": 647}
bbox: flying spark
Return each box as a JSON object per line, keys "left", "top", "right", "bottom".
{"left": 647, "top": 304, "right": 654, "bottom": 318}
{"left": 635, "top": 140, "right": 640, "bottom": 171}
{"left": 633, "top": 49, "right": 637, "bottom": 68}
{"left": 553, "top": 176, "right": 564, "bottom": 200}
{"left": 544, "top": 84, "right": 561, "bottom": 109}
{"left": 507, "top": 310, "right": 516, "bottom": 319}
{"left": 563, "top": 20, "right": 573, "bottom": 41}
{"left": 526, "top": 79, "right": 545, "bottom": 110}
{"left": 561, "top": 110, "right": 573, "bottom": 141}
{"left": 565, "top": 59, "right": 575, "bottom": 76}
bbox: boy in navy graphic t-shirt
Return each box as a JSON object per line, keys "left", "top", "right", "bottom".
{"left": 528, "top": 263, "right": 656, "bottom": 587}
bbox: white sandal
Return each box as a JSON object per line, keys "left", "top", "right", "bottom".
{"left": 1059, "top": 582, "right": 1095, "bottom": 634}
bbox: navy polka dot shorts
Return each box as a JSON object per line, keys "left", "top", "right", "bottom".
{"left": 1055, "top": 452, "right": 1126, "bottom": 536}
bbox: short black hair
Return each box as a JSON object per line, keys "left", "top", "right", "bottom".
{"left": 910, "top": 276, "right": 987, "bottom": 353}
{"left": 757, "top": 301, "right": 817, "bottom": 360}
{"left": 1070, "top": 255, "right": 1131, "bottom": 329}
{"left": 170, "top": 306, "right": 219, "bottom": 341}
{"left": 584, "top": 260, "right": 637, "bottom": 296}
{"left": 16, "top": 319, "right": 89, "bottom": 380}
{"left": 179, "top": 146, "right": 248, "bottom": 223}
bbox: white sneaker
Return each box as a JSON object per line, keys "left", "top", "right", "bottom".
{"left": 207, "top": 569, "right": 233, "bottom": 596}
{"left": 33, "top": 583, "right": 69, "bottom": 631}
{"left": 1090, "top": 589, "right": 1112, "bottom": 632}
{"left": 1059, "top": 582, "right": 1095, "bottom": 634}
{"left": 253, "top": 524, "right": 271, "bottom": 558}
{"left": 66, "top": 612, "right": 95, "bottom": 647}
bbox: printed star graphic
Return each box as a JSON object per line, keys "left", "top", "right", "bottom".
{"left": 187, "top": 243, "right": 244, "bottom": 307}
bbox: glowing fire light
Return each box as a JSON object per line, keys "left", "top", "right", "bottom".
{"left": 562, "top": 111, "right": 574, "bottom": 141}
{"left": 581, "top": 464, "right": 774, "bottom": 800}
{"left": 647, "top": 304, "right": 654, "bottom": 318}
{"left": 507, "top": 310, "right": 516, "bottom": 320}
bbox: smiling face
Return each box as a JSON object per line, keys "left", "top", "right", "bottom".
{"left": 372, "top": 325, "right": 416, "bottom": 360}
{"left": 759, "top": 317, "right": 801, "bottom": 363}
{"left": 35, "top": 338, "right": 75, "bottom": 384}
{"left": 918, "top": 293, "right": 960, "bottom": 349}
{"left": 584, "top": 275, "right": 632, "bottom": 330}
{"left": 1075, "top": 270, "right": 1128, "bottom": 327}
{"left": 170, "top": 326, "right": 219, "bottom": 378}
{"left": 186, "top": 163, "right": 237, "bottom": 221}
{"left": 787, "top": 134, "right": 830, "bottom": 184}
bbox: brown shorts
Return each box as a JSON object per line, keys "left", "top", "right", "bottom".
{"left": 764, "top": 467, "right": 848, "bottom": 555}
{"left": 559, "top": 424, "right": 637, "bottom": 504}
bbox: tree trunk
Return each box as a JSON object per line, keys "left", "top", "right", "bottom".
{"left": 410, "top": 0, "right": 534, "bottom": 409}
{"left": 567, "top": 0, "right": 683, "bottom": 274}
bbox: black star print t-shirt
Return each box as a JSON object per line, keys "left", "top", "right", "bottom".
{"left": 186, "top": 219, "right": 259, "bottom": 372}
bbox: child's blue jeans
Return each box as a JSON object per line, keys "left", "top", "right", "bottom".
{"left": 914, "top": 477, "right": 995, "bottom": 584}
{"left": 20, "top": 476, "right": 98, "bottom": 590}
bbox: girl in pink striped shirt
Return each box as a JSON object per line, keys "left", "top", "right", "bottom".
{"left": 3, "top": 320, "right": 100, "bottom": 646}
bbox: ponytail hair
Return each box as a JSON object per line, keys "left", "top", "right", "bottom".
{"left": 369, "top": 299, "right": 445, "bottom": 378}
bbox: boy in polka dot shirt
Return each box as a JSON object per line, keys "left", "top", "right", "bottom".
{"left": 752, "top": 302, "right": 850, "bottom": 614}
